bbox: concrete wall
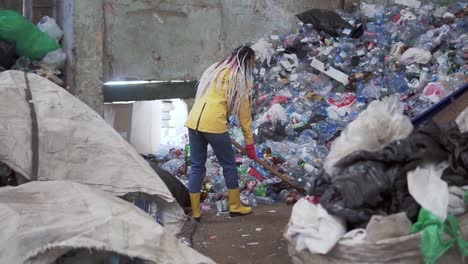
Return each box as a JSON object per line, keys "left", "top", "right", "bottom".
{"left": 104, "top": 100, "right": 188, "bottom": 153}
{"left": 103, "top": 0, "right": 345, "bottom": 81}
{"left": 130, "top": 101, "right": 162, "bottom": 154}
{"left": 103, "top": 103, "right": 134, "bottom": 140}
{"left": 56, "top": 0, "right": 345, "bottom": 113}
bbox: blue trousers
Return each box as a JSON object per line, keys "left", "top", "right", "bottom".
{"left": 188, "top": 128, "right": 239, "bottom": 193}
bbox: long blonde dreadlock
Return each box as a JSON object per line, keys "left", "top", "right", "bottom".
{"left": 195, "top": 46, "right": 255, "bottom": 117}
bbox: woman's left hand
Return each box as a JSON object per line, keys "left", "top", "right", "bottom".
{"left": 245, "top": 144, "right": 256, "bottom": 160}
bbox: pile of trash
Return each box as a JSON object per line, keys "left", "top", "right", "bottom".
{"left": 285, "top": 104, "right": 468, "bottom": 263}
{"left": 0, "top": 10, "right": 66, "bottom": 86}
{"left": 230, "top": 0, "right": 467, "bottom": 206}
{"left": 154, "top": 0, "right": 467, "bottom": 215}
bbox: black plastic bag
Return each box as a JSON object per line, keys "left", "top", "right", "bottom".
{"left": 285, "top": 43, "right": 309, "bottom": 59}
{"left": 316, "top": 121, "right": 466, "bottom": 229}
{"left": 254, "top": 121, "right": 287, "bottom": 143}
{"left": 296, "top": 9, "right": 353, "bottom": 37}
{"left": 0, "top": 41, "right": 17, "bottom": 69}
{"left": 147, "top": 161, "right": 191, "bottom": 209}
{"left": 442, "top": 122, "right": 468, "bottom": 186}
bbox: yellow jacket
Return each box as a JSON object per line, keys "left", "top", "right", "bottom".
{"left": 185, "top": 69, "right": 254, "bottom": 145}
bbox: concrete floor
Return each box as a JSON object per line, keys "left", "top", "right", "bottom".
{"left": 193, "top": 204, "right": 293, "bottom": 264}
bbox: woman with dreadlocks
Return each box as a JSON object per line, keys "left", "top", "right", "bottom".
{"left": 185, "top": 46, "right": 256, "bottom": 221}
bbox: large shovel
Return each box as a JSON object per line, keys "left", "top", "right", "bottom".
{"left": 230, "top": 139, "right": 306, "bottom": 194}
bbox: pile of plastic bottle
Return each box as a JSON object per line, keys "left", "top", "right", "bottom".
{"left": 160, "top": 0, "right": 467, "bottom": 211}
{"left": 229, "top": 0, "right": 467, "bottom": 206}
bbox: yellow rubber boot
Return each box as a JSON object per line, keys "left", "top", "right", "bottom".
{"left": 190, "top": 193, "right": 201, "bottom": 221}
{"left": 228, "top": 188, "right": 252, "bottom": 217}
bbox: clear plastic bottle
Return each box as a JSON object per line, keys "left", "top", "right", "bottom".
{"left": 375, "top": 9, "right": 385, "bottom": 25}
{"left": 302, "top": 163, "right": 317, "bottom": 174}
{"left": 390, "top": 70, "right": 409, "bottom": 94}
{"left": 453, "top": 48, "right": 466, "bottom": 68}
{"left": 418, "top": 67, "right": 431, "bottom": 91}
{"left": 314, "top": 145, "right": 329, "bottom": 160}
{"left": 213, "top": 177, "right": 227, "bottom": 193}
{"left": 437, "top": 63, "right": 450, "bottom": 82}
{"left": 161, "top": 159, "right": 185, "bottom": 175}
{"left": 288, "top": 165, "right": 308, "bottom": 188}
{"left": 284, "top": 123, "right": 298, "bottom": 140}
{"left": 315, "top": 120, "right": 338, "bottom": 143}
{"left": 248, "top": 193, "right": 259, "bottom": 207}
{"left": 297, "top": 129, "right": 318, "bottom": 144}
{"left": 362, "top": 78, "right": 382, "bottom": 99}
{"left": 148, "top": 201, "right": 163, "bottom": 225}
{"left": 356, "top": 81, "right": 365, "bottom": 103}
{"left": 284, "top": 104, "right": 296, "bottom": 116}
{"left": 15, "top": 56, "right": 31, "bottom": 71}
{"left": 278, "top": 189, "right": 291, "bottom": 202}
{"left": 418, "top": 25, "right": 451, "bottom": 51}
{"left": 251, "top": 163, "right": 270, "bottom": 179}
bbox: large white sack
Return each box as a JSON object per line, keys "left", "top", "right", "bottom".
{"left": 0, "top": 181, "right": 214, "bottom": 264}
{"left": 284, "top": 198, "right": 346, "bottom": 254}
{"left": 0, "top": 70, "right": 185, "bottom": 233}
{"left": 324, "top": 95, "right": 413, "bottom": 176}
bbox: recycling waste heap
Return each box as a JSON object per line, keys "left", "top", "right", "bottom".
{"left": 157, "top": 0, "right": 467, "bottom": 215}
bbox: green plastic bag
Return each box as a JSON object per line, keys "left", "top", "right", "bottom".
{"left": 411, "top": 209, "right": 468, "bottom": 264}
{"left": 0, "top": 10, "right": 59, "bottom": 60}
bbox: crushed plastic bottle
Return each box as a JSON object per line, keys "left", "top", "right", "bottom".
{"left": 161, "top": 159, "right": 185, "bottom": 175}
{"left": 147, "top": 201, "right": 163, "bottom": 225}
{"left": 37, "top": 16, "right": 63, "bottom": 42}
{"left": 41, "top": 48, "right": 66, "bottom": 70}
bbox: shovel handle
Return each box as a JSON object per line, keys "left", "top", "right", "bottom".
{"left": 230, "top": 139, "right": 305, "bottom": 194}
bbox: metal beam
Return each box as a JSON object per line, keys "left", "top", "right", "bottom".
{"left": 103, "top": 81, "right": 198, "bottom": 102}
{"left": 412, "top": 83, "right": 468, "bottom": 127}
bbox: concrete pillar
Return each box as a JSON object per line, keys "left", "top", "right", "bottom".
{"left": 71, "top": 0, "right": 104, "bottom": 115}
{"left": 57, "top": 0, "right": 104, "bottom": 115}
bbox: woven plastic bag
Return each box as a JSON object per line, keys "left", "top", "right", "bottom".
{"left": 0, "top": 10, "right": 59, "bottom": 60}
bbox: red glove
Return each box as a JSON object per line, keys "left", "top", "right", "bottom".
{"left": 245, "top": 144, "right": 256, "bottom": 160}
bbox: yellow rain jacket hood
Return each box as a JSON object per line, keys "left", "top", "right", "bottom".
{"left": 185, "top": 69, "right": 254, "bottom": 145}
